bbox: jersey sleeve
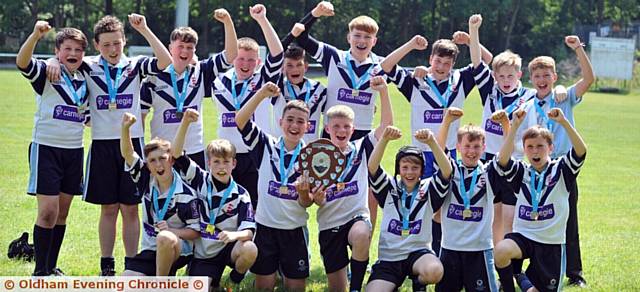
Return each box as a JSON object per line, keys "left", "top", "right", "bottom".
{"left": 238, "top": 120, "right": 268, "bottom": 164}
{"left": 124, "top": 155, "right": 150, "bottom": 193}
{"left": 472, "top": 62, "right": 494, "bottom": 106}
{"left": 18, "top": 58, "right": 47, "bottom": 95}
{"left": 260, "top": 51, "right": 284, "bottom": 84}
{"left": 385, "top": 65, "right": 414, "bottom": 102}
{"left": 428, "top": 169, "right": 451, "bottom": 212}
{"left": 560, "top": 148, "right": 586, "bottom": 192}
{"left": 458, "top": 64, "right": 478, "bottom": 99}
{"left": 567, "top": 85, "right": 582, "bottom": 106}
{"left": 174, "top": 154, "right": 207, "bottom": 192}
{"left": 237, "top": 191, "right": 256, "bottom": 232}
{"left": 140, "top": 79, "right": 153, "bottom": 113}
{"left": 491, "top": 157, "right": 525, "bottom": 205}
{"left": 177, "top": 195, "right": 201, "bottom": 231}
{"left": 369, "top": 167, "right": 392, "bottom": 207}
{"left": 137, "top": 56, "right": 161, "bottom": 78}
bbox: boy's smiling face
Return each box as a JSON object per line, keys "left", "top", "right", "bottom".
{"left": 530, "top": 68, "right": 558, "bottom": 98}
{"left": 398, "top": 159, "right": 422, "bottom": 191}
{"left": 280, "top": 108, "right": 309, "bottom": 145}
{"left": 325, "top": 116, "right": 354, "bottom": 151}
{"left": 56, "top": 39, "right": 85, "bottom": 72}
{"left": 169, "top": 40, "right": 196, "bottom": 70}
{"left": 347, "top": 28, "right": 377, "bottom": 61}
{"left": 429, "top": 54, "right": 455, "bottom": 82}
{"left": 233, "top": 49, "right": 260, "bottom": 80}
{"left": 208, "top": 155, "right": 236, "bottom": 183}
{"left": 457, "top": 134, "right": 485, "bottom": 168}
{"left": 493, "top": 65, "right": 522, "bottom": 93}
{"left": 284, "top": 57, "right": 307, "bottom": 85}
{"left": 95, "top": 31, "right": 125, "bottom": 65}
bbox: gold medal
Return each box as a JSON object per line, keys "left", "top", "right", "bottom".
{"left": 337, "top": 182, "right": 345, "bottom": 192}
{"left": 206, "top": 224, "right": 216, "bottom": 235}
{"left": 401, "top": 229, "right": 410, "bottom": 237}
{"left": 108, "top": 102, "right": 117, "bottom": 111}
{"left": 352, "top": 89, "right": 359, "bottom": 97}
{"left": 462, "top": 209, "right": 472, "bottom": 219}
{"left": 279, "top": 186, "right": 289, "bottom": 195}
{"left": 530, "top": 211, "right": 539, "bottom": 220}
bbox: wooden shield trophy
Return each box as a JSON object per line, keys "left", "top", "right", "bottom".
{"left": 298, "top": 139, "right": 346, "bottom": 188}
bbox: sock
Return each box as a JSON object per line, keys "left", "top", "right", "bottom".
{"left": 33, "top": 225, "right": 53, "bottom": 275}
{"left": 47, "top": 224, "right": 66, "bottom": 271}
{"left": 512, "top": 258, "right": 523, "bottom": 274}
{"left": 515, "top": 273, "right": 534, "bottom": 291}
{"left": 101, "top": 257, "right": 115, "bottom": 271}
{"left": 229, "top": 269, "right": 245, "bottom": 284}
{"left": 432, "top": 220, "right": 442, "bottom": 257}
{"left": 349, "top": 258, "right": 368, "bottom": 291}
{"left": 412, "top": 275, "right": 427, "bottom": 292}
{"left": 496, "top": 264, "right": 515, "bottom": 292}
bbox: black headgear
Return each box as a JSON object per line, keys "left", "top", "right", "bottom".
{"left": 394, "top": 146, "right": 425, "bottom": 177}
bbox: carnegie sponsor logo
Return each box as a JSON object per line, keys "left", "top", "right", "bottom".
{"left": 96, "top": 94, "right": 134, "bottom": 110}
{"left": 446, "top": 203, "right": 483, "bottom": 222}
{"left": 387, "top": 218, "right": 422, "bottom": 236}
{"left": 485, "top": 119, "right": 504, "bottom": 135}
{"left": 518, "top": 204, "right": 555, "bottom": 221}
{"left": 52, "top": 105, "right": 84, "bottom": 123}
{"left": 423, "top": 109, "right": 444, "bottom": 123}
{"left": 163, "top": 105, "right": 197, "bottom": 123}
{"left": 337, "top": 88, "right": 372, "bottom": 105}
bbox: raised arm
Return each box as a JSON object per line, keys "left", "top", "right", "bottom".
{"left": 172, "top": 109, "right": 199, "bottom": 159}
{"left": 214, "top": 9, "right": 238, "bottom": 62}
{"left": 371, "top": 76, "right": 394, "bottom": 139}
{"left": 380, "top": 35, "right": 428, "bottom": 73}
{"left": 128, "top": 14, "right": 172, "bottom": 69}
{"left": 120, "top": 113, "right": 139, "bottom": 166}
{"left": 416, "top": 129, "right": 452, "bottom": 179}
{"left": 565, "top": 36, "right": 595, "bottom": 97}
{"left": 436, "top": 107, "right": 463, "bottom": 150}
{"left": 452, "top": 31, "right": 493, "bottom": 65}
{"left": 250, "top": 4, "right": 283, "bottom": 56}
{"left": 491, "top": 110, "right": 511, "bottom": 137}
{"left": 548, "top": 108, "right": 586, "bottom": 156}
{"left": 468, "top": 14, "right": 482, "bottom": 68}
{"left": 235, "top": 82, "right": 280, "bottom": 130}
{"left": 17, "top": 21, "right": 51, "bottom": 69}
{"left": 497, "top": 108, "right": 526, "bottom": 167}
{"left": 368, "top": 126, "right": 402, "bottom": 174}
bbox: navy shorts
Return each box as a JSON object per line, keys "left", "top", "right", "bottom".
{"left": 505, "top": 232, "right": 566, "bottom": 292}
{"left": 368, "top": 249, "right": 433, "bottom": 288}
{"left": 125, "top": 250, "right": 191, "bottom": 276}
{"left": 435, "top": 248, "right": 499, "bottom": 292}
{"left": 319, "top": 215, "right": 370, "bottom": 273}
{"left": 250, "top": 223, "right": 309, "bottom": 279}
{"left": 83, "top": 138, "right": 143, "bottom": 205}
{"left": 27, "top": 142, "right": 83, "bottom": 196}
{"left": 188, "top": 243, "right": 235, "bottom": 287}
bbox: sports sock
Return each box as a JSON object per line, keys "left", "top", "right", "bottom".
{"left": 349, "top": 258, "right": 368, "bottom": 291}
{"left": 229, "top": 269, "right": 245, "bottom": 284}
{"left": 33, "top": 225, "right": 53, "bottom": 275}
{"left": 496, "top": 264, "right": 515, "bottom": 292}
{"left": 47, "top": 224, "right": 66, "bottom": 271}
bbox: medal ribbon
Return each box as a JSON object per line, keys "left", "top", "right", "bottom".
{"left": 497, "top": 87, "right": 525, "bottom": 115}
{"left": 529, "top": 166, "right": 547, "bottom": 214}
{"left": 206, "top": 175, "right": 236, "bottom": 225}
{"left": 457, "top": 161, "right": 480, "bottom": 211}
{"left": 169, "top": 64, "right": 190, "bottom": 113}
{"left": 61, "top": 71, "right": 86, "bottom": 108}
{"left": 279, "top": 139, "right": 302, "bottom": 188}
{"left": 231, "top": 72, "right": 250, "bottom": 110}
{"left": 345, "top": 52, "right": 374, "bottom": 90}
{"left": 534, "top": 95, "right": 556, "bottom": 130}
{"left": 285, "top": 79, "right": 312, "bottom": 104}
{"left": 424, "top": 74, "right": 454, "bottom": 108}
{"left": 400, "top": 183, "right": 419, "bottom": 231}
{"left": 337, "top": 142, "right": 356, "bottom": 184}
{"left": 101, "top": 58, "right": 123, "bottom": 106}
{"left": 152, "top": 169, "right": 179, "bottom": 222}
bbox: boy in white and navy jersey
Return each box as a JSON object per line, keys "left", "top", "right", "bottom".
{"left": 308, "top": 76, "right": 391, "bottom": 292}
{"left": 171, "top": 109, "right": 257, "bottom": 288}
{"left": 16, "top": 21, "right": 89, "bottom": 276}
{"left": 119, "top": 113, "right": 200, "bottom": 276}
{"left": 515, "top": 36, "right": 595, "bottom": 287}
{"left": 366, "top": 126, "right": 453, "bottom": 291}
{"left": 494, "top": 108, "right": 587, "bottom": 292}
{"left": 212, "top": 4, "right": 283, "bottom": 210}
{"left": 433, "top": 108, "right": 509, "bottom": 292}
{"left": 141, "top": 10, "right": 237, "bottom": 168}
{"left": 48, "top": 14, "right": 172, "bottom": 275}
{"left": 235, "top": 82, "right": 312, "bottom": 291}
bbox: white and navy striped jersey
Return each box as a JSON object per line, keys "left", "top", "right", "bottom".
{"left": 141, "top": 53, "right": 231, "bottom": 154}
{"left": 441, "top": 158, "right": 502, "bottom": 251}
{"left": 173, "top": 155, "right": 255, "bottom": 259}
{"left": 18, "top": 58, "right": 89, "bottom": 149}
{"left": 80, "top": 55, "right": 160, "bottom": 140}
{"left": 316, "top": 133, "right": 375, "bottom": 231}
{"left": 125, "top": 156, "right": 200, "bottom": 254}
{"left": 369, "top": 167, "right": 449, "bottom": 261}
{"left": 238, "top": 120, "right": 307, "bottom": 229}
{"left": 385, "top": 64, "right": 478, "bottom": 151}
{"left": 494, "top": 149, "right": 586, "bottom": 244}
{"left": 212, "top": 53, "right": 284, "bottom": 153}
{"left": 306, "top": 42, "right": 385, "bottom": 131}
{"left": 473, "top": 62, "right": 536, "bottom": 156}
{"left": 272, "top": 77, "right": 327, "bottom": 143}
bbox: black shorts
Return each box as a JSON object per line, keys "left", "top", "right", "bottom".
{"left": 250, "top": 223, "right": 309, "bottom": 279}
{"left": 125, "top": 250, "right": 192, "bottom": 276}
{"left": 505, "top": 233, "right": 565, "bottom": 292}
{"left": 83, "top": 138, "right": 143, "bottom": 205}
{"left": 321, "top": 128, "right": 370, "bottom": 141}
{"left": 368, "top": 249, "right": 432, "bottom": 287}
{"left": 27, "top": 143, "right": 83, "bottom": 196}
{"left": 233, "top": 153, "right": 258, "bottom": 208}
{"left": 435, "top": 248, "right": 499, "bottom": 292}
{"left": 188, "top": 243, "right": 235, "bottom": 287}
{"left": 187, "top": 150, "right": 207, "bottom": 170}
{"left": 319, "top": 216, "right": 370, "bottom": 273}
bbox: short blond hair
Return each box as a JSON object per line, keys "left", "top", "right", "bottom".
{"left": 522, "top": 125, "right": 553, "bottom": 146}
{"left": 528, "top": 56, "right": 556, "bottom": 74}
{"left": 326, "top": 105, "right": 355, "bottom": 122}
{"left": 206, "top": 139, "right": 236, "bottom": 159}
{"left": 457, "top": 124, "right": 485, "bottom": 143}
{"left": 348, "top": 16, "right": 378, "bottom": 34}
{"left": 238, "top": 37, "right": 259, "bottom": 52}
{"left": 492, "top": 50, "right": 522, "bottom": 72}
{"left": 143, "top": 138, "right": 171, "bottom": 157}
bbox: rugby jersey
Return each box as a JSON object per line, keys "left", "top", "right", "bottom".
{"left": 80, "top": 55, "right": 161, "bottom": 140}
{"left": 271, "top": 77, "right": 327, "bottom": 143}
{"left": 126, "top": 156, "right": 200, "bottom": 254}
{"left": 173, "top": 155, "right": 255, "bottom": 259}
{"left": 384, "top": 64, "right": 478, "bottom": 151}
{"left": 369, "top": 167, "right": 449, "bottom": 261}
{"left": 141, "top": 52, "right": 231, "bottom": 154}
{"left": 316, "top": 133, "right": 375, "bottom": 231}
{"left": 494, "top": 149, "right": 586, "bottom": 244}
{"left": 212, "top": 53, "right": 284, "bottom": 153}
{"left": 441, "top": 158, "right": 502, "bottom": 251}
{"left": 238, "top": 120, "right": 307, "bottom": 229}
{"left": 18, "top": 58, "right": 89, "bottom": 148}
{"left": 518, "top": 86, "right": 582, "bottom": 159}
{"left": 473, "top": 62, "right": 536, "bottom": 156}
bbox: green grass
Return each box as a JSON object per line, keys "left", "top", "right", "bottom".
{"left": 1, "top": 68, "right": 639, "bottom": 291}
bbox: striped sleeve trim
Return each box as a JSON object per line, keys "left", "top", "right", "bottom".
{"left": 124, "top": 156, "right": 144, "bottom": 183}
{"left": 311, "top": 42, "right": 326, "bottom": 62}
{"left": 492, "top": 158, "right": 519, "bottom": 182}
{"left": 140, "top": 57, "right": 160, "bottom": 77}
{"left": 20, "top": 58, "right": 41, "bottom": 81}
{"left": 473, "top": 62, "right": 492, "bottom": 90}
{"left": 564, "top": 148, "right": 586, "bottom": 174}
{"left": 369, "top": 167, "right": 390, "bottom": 194}
{"left": 430, "top": 170, "right": 450, "bottom": 198}
{"left": 263, "top": 52, "right": 284, "bottom": 78}
{"left": 213, "top": 51, "right": 232, "bottom": 76}
{"left": 239, "top": 121, "right": 260, "bottom": 150}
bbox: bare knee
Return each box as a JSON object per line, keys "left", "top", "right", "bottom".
{"left": 420, "top": 261, "right": 444, "bottom": 284}
{"left": 119, "top": 204, "right": 139, "bottom": 220}
{"left": 156, "top": 231, "right": 178, "bottom": 250}
{"left": 37, "top": 207, "right": 58, "bottom": 227}
{"left": 101, "top": 204, "right": 120, "bottom": 218}
{"left": 239, "top": 241, "right": 257, "bottom": 259}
